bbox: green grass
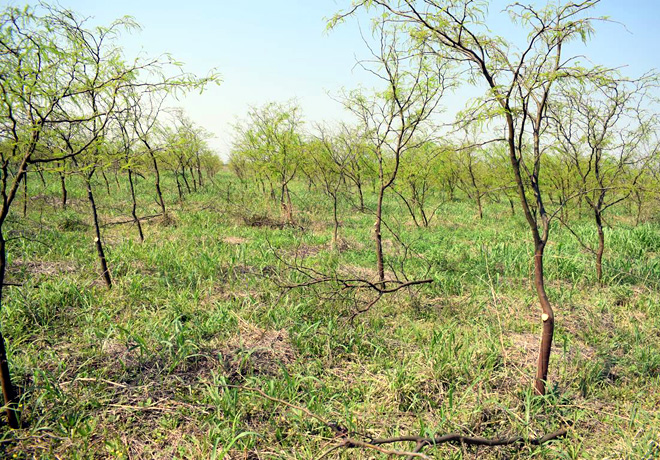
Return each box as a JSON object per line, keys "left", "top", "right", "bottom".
{"left": 1, "top": 170, "right": 659, "bottom": 459}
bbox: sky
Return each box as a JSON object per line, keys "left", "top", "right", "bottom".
{"left": 6, "top": 0, "right": 660, "bottom": 159}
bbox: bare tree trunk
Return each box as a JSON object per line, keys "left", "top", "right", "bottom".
{"left": 189, "top": 165, "right": 198, "bottom": 192}
{"left": 86, "top": 170, "right": 112, "bottom": 288}
{"left": 101, "top": 170, "right": 111, "bottom": 196}
{"left": 59, "top": 163, "right": 68, "bottom": 210}
{"left": 281, "top": 183, "right": 295, "bottom": 225}
{"left": 148, "top": 151, "right": 166, "bottom": 214}
{"left": 534, "top": 244, "right": 554, "bottom": 395}
{"left": 37, "top": 167, "right": 46, "bottom": 186}
{"left": 595, "top": 210, "right": 604, "bottom": 284}
{"left": 22, "top": 169, "right": 27, "bottom": 218}
{"left": 375, "top": 188, "right": 385, "bottom": 283}
{"left": 0, "top": 232, "right": 19, "bottom": 428}
{"left": 181, "top": 166, "right": 192, "bottom": 193}
{"left": 332, "top": 194, "right": 339, "bottom": 250}
{"left": 356, "top": 181, "right": 365, "bottom": 212}
{"left": 476, "top": 193, "right": 483, "bottom": 220}
{"left": 175, "top": 172, "right": 183, "bottom": 201}
{"left": 127, "top": 166, "right": 144, "bottom": 242}
{"left": 113, "top": 166, "right": 121, "bottom": 189}
{"left": 196, "top": 155, "right": 203, "bottom": 188}
{"left": 508, "top": 121, "right": 554, "bottom": 396}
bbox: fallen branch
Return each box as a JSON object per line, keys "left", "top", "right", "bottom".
{"left": 101, "top": 213, "right": 163, "bottom": 227}
{"left": 358, "top": 429, "right": 568, "bottom": 460}
{"left": 227, "top": 384, "right": 568, "bottom": 459}
{"left": 266, "top": 238, "right": 433, "bottom": 319}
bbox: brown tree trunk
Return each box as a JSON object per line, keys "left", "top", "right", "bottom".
{"left": 148, "top": 151, "right": 166, "bottom": 215}
{"left": 476, "top": 193, "right": 483, "bottom": 220}
{"left": 357, "top": 182, "right": 365, "bottom": 212}
{"left": 101, "top": 170, "right": 111, "bottom": 196}
{"left": 175, "top": 172, "right": 183, "bottom": 201}
{"left": 127, "top": 166, "right": 144, "bottom": 242}
{"left": 86, "top": 171, "right": 112, "bottom": 288}
{"left": 22, "top": 169, "right": 27, "bottom": 218}
{"left": 180, "top": 165, "right": 191, "bottom": 193}
{"left": 533, "top": 244, "right": 554, "bottom": 395}
{"left": 196, "top": 155, "right": 203, "bottom": 188}
{"left": 189, "top": 165, "right": 198, "bottom": 192}
{"left": 332, "top": 194, "right": 339, "bottom": 250}
{"left": 595, "top": 210, "right": 604, "bottom": 284}
{"left": 282, "top": 183, "right": 295, "bottom": 225}
{"left": 375, "top": 188, "right": 385, "bottom": 283}
{"left": 59, "top": 164, "right": 68, "bottom": 210}
{"left": 0, "top": 233, "right": 19, "bottom": 428}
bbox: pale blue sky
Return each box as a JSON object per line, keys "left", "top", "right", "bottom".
{"left": 7, "top": 1, "right": 660, "bottom": 158}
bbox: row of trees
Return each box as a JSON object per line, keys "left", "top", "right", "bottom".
{"left": 230, "top": 0, "right": 659, "bottom": 398}
{"left": 0, "top": 4, "right": 219, "bottom": 427}
{"left": 230, "top": 84, "right": 659, "bottom": 276}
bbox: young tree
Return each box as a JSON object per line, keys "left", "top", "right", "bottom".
{"left": 392, "top": 141, "right": 445, "bottom": 227}
{"left": 230, "top": 101, "right": 304, "bottom": 224}
{"left": 0, "top": 3, "right": 218, "bottom": 426}
{"left": 341, "top": 19, "right": 451, "bottom": 283}
{"left": 307, "top": 124, "right": 351, "bottom": 249}
{"left": 551, "top": 74, "right": 659, "bottom": 282}
{"left": 334, "top": 0, "right": 603, "bottom": 394}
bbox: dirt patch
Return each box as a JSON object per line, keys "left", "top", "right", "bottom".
{"left": 286, "top": 242, "right": 324, "bottom": 259}
{"left": 223, "top": 326, "right": 295, "bottom": 383}
{"left": 506, "top": 332, "right": 596, "bottom": 370}
{"left": 339, "top": 264, "right": 396, "bottom": 283}
{"left": 156, "top": 212, "right": 178, "bottom": 227}
{"left": 223, "top": 236, "right": 250, "bottom": 245}
{"left": 241, "top": 213, "right": 285, "bottom": 229}
{"left": 9, "top": 258, "right": 77, "bottom": 280}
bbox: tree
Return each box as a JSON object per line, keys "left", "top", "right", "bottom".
{"left": 340, "top": 19, "right": 451, "bottom": 283}
{"left": 307, "top": 124, "right": 351, "bottom": 249}
{"left": 230, "top": 101, "right": 304, "bottom": 225}
{"left": 551, "top": 73, "right": 659, "bottom": 283}
{"left": 334, "top": 0, "right": 603, "bottom": 395}
{"left": 0, "top": 3, "right": 218, "bottom": 426}
{"left": 392, "top": 140, "right": 445, "bottom": 227}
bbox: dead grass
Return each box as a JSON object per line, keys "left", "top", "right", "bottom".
{"left": 223, "top": 325, "right": 296, "bottom": 383}
{"left": 223, "top": 236, "right": 250, "bottom": 245}
{"left": 8, "top": 258, "right": 77, "bottom": 279}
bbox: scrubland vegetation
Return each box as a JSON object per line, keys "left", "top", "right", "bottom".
{"left": 1, "top": 1, "right": 660, "bottom": 459}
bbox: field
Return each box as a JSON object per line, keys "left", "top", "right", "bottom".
{"left": 1, "top": 169, "right": 658, "bottom": 459}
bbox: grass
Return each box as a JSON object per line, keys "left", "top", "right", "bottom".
{"left": 1, "top": 169, "right": 659, "bottom": 459}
